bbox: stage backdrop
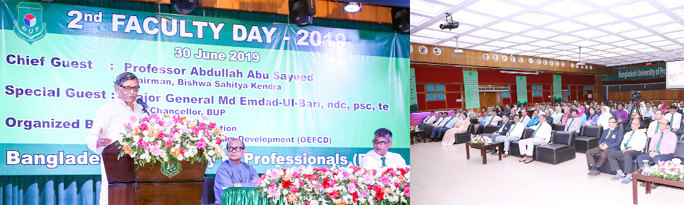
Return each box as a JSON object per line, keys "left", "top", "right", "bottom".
{"left": 1, "top": 0, "right": 408, "bottom": 187}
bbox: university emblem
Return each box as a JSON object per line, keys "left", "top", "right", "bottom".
{"left": 13, "top": 2, "right": 47, "bottom": 44}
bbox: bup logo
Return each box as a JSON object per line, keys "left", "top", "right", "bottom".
{"left": 13, "top": 2, "right": 47, "bottom": 44}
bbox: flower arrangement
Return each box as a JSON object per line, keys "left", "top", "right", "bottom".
{"left": 257, "top": 165, "right": 410, "bottom": 205}
{"left": 117, "top": 113, "right": 228, "bottom": 169}
{"left": 470, "top": 135, "right": 491, "bottom": 145}
{"left": 644, "top": 160, "right": 684, "bottom": 181}
{"left": 409, "top": 125, "right": 419, "bottom": 133}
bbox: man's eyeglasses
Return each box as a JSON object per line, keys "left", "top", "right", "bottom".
{"left": 120, "top": 85, "right": 140, "bottom": 92}
{"left": 372, "top": 140, "right": 389, "bottom": 146}
{"left": 609, "top": 121, "right": 617, "bottom": 124}
{"left": 227, "top": 147, "right": 244, "bottom": 152}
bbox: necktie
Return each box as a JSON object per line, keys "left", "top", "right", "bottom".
{"left": 605, "top": 129, "right": 613, "bottom": 139}
{"left": 497, "top": 123, "right": 505, "bottom": 133}
{"left": 443, "top": 117, "right": 453, "bottom": 127}
{"left": 617, "top": 111, "right": 621, "bottom": 121}
{"left": 531, "top": 126, "right": 540, "bottom": 138}
{"left": 655, "top": 132, "right": 664, "bottom": 153}
{"left": 654, "top": 122, "right": 659, "bottom": 134}
{"left": 424, "top": 116, "right": 432, "bottom": 123}
{"left": 566, "top": 119, "right": 574, "bottom": 131}
{"left": 624, "top": 131, "right": 635, "bottom": 148}
{"left": 381, "top": 157, "right": 386, "bottom": 167}
{"left": 670, "top": 114, "right": 674, "bottom": 127}
{"left": 487, "top": 116, "right": 494, "bottom": 125}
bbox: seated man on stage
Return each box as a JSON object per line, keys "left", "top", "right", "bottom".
{"left": 214, "top": 139, "right": 261, "bottom": 202}
{"left": 564, "top": 110, "right": 582, "bottom": 136}
{"left": 361, "top": 128, "right": 407, "bottom": 168}
{"left": 586, "top": 117, "right": 623, "bottom": 176}
{"left": 477, "top": 110, "right": 501, "bottom": 134}
{"left": 607, "top": 119, "right": 647, "bottom": 184}
{"left": 636, "top": 118, "right": 678, "bottom": 188}
{"left": 418, "top": 110, "right": 436, "bottom": 126}
{"left": 429, "top": 111, "right": 454, "bottom": 141}
{"left": 430, "top": 110, "right": 459, "bottom": 141}
{"left": 491, "top": 115, "right": 523, "bottom": 158}
{"left": 518, "top": 114, "right": 552, "bottom": 164}
{"left": 421, "top": 112, "right": 445, "bottom": 138}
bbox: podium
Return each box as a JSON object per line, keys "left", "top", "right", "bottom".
{"left": 102, "top": 143, "right": 207, "bottom": 204}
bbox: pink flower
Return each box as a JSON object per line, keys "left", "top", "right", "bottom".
{"left": 267, "top": 185, "right": 278, "bottom": 198}
{"left": 192, "top": 127, "right": 200, "bottom": 136}
{"left": 165, "top": 140, "right": 173, "bottom": 148}
{"left": 142, "top": 117, "right": 149, "bottom": 122}
{"left": 290, "top": 186, "right": 299, "bottom": 193}
{"left": 404, "top": 187, "right": 410, "bottom": 197}
{"left": 179, "top": 147, "right": 185, "bottom": 154}
{"left": 216, "top": 138, "right": 222, "bottom": 145}
{"left": 138, "top": 138, "right": 150, "bottom": 149}
{"left": 347, "top": 183, "right": 358, "bottom": 193}
{"left": 199, "top": 123, "right": 207, "bottom": 130}
{"left": 124, "top": 123, "right": 132, "bottom": 130}
{"left": 157, "top": 120, "right": 164, "bottom": 127}
{"left": 380, "top": 177, "right": 392, "bottom": 186}
{"left": 129, "top": 115, "right": 138, "bottom": 123}
{"left": 360, "top": 190, "right": 367, "bottom": 198}
{"left": 209, "top": 122, "right": 216, "bottom": 129}
{"left": 150, "top": 144, "right": 162, "bottom": 156}
{"left": 173, "top": 115, "right": 181, "bottom": 124}
{"left": 269, "top": 170, "right": 279, "bottom": 178}
{"left": 342, "top": 171, "right": 350, "bottom": 179}
{"left": 292, "top": 171, "right": 299, "bottom": 178}
{"left": 362, "top": 175, "right": 373, "bottom": 184}
{"left": 139, "top": 123, "right": 148, "bottom": 131}
{"left": 195, "top": 138, "right": 206, "bottom": 149}
{"left": 158, "top": 130, "right": 165, "bottom": 139}
{"left": 202, "top": 115, "right": 210, "bottom": 121}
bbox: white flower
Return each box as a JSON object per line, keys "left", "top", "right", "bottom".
{"left": 208, "top": 150, "right": 215, "bottom": 156}
{"left": 310, "top": 201, "right": 319, "bottom": 205}
{"left": 143, "top": 131, "right": 149, "bottom": 137}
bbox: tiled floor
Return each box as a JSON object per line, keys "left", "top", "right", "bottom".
{"left": 411, "top": 140, "right": 684, "bottom": 205}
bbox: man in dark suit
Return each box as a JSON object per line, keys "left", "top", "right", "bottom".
{"left": 586, "top": 117, "right": 624, "bottom": 176}
{"left": 485, "top": 115, "right": 513, "bottom": 156}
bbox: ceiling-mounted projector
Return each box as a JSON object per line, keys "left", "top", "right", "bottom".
{"left": 454, "top": 49, "right": 464, "bottom": 54}
{"left": 576, "top": 62, "right": 586, "bottom": 66}
{"left": 439, "top": 13, "right": 459, "bottom": 31}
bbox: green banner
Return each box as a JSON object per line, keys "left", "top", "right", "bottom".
{"left": 410, "top": 68, "right": 418, "bottom": 112}
{"left": 0, "top": 0, "right": 409, "bottom": 176}
{"left": 463, "top": 71, "right": 479, "bottom": 109}
{"left": 516, "top": 76, "right": 527, "bottom": 106}
{"left": 553, "top": 75, "right": 561, "bottom": 102}
{"left": 602, "top": 65, "right": 666, "bottom": 81}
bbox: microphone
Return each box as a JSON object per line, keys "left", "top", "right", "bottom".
{"left": 136, "top": 97, "right": 151, "bottom": 116}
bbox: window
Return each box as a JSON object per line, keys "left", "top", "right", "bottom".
{"left": 532, "top": 85, "right": 542, "bottom": 97}
{"left": 426, "top": 84, "right": 445, "bottom": 101}
{"left": 584, "top": 85, "right": 592, "bottom": 96}
{"left": 503, "top": 92, "right": 510, "bottom": 98}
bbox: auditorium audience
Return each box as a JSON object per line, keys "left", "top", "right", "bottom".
{"left": 598, "top": 106, "right": 612, "bottom": 130}
{"left": 551, "top": 106, "right": 563, "bottom": 123}
{"left": 564, "top": 110, "right": 582, "bottom": 136}
{"left": 526, "top": 110, "right": 540, "bottom": 127}
{"left": 477, "top": 110, "right": 501, "bottom": 134}
{"left": 493, "top": 115, "right": 525, "bottom": 158}
{"left": 582, "top": 107, "right": 599, "bottom": 126}
{"left": 429, "top": 111, "right": 454, "bottom": 141}
{"left": 520, "top": 109, "right": 531, "bottom": 125}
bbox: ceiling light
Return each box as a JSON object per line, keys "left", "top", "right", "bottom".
{"left": 410, "top": 15, "right": 428, "bottom": 26}
{"left": 467, "top": 0, "right": 524, "bottom": 18}
{"left": 633, "top": 13, "right": 675, "bottom": 27}
{"left": 411, "top": 0, "right": 448, "bottom": 17}
{"left": 575, "top": 12, "right": 619, "bottom": 26}
{"left": 611, "top": 1, "right": 658, "bottom": 18}
{"left": 513, "top": 12, "right": 558, "bottom": 26}
{"left": 451, "top": 11, "right": 496, "bottom": 26}
{"left": 541, "top": 1, "right": 593, "bottom": 17}
{"left": 344, "top": 2, "right": 361, "bottom": 13}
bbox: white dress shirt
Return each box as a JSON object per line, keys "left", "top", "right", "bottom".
{"left": 620, "top": 130, "right": 648, "bottom": 151}
{"left": 482, "top": 115, "right": 502, "bottom": 126}
{"left": 436, "top": 117, "right": 453, "bottom": 127}
{"left": 647, "top": 120, "right": 661, "bottom": 138}
{"left": 86, "top": 99, "right": 143, "bottom": 205}
{"left": 664, "top": 112, "right": 682, "bottom": 130}
{"left": 529, "top": 122, "right": 553, "bottom": 143}
{"left": 521, "top": 116, "right": 531, "bottom": 126}
{"left": 360, "top": 150, "right": 407, "bottom": 168}
{"left": 433, "top": 117, "right": 445, "bottom": 126}
{"left": 507, "top": 122, "right": 525, "bottom": 138}
{"left": 422, "top": 115, "right": 435, "bottom": 124}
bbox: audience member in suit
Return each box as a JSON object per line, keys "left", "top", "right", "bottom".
{"left": 608, "top": 119, "right": 648, "bottom": 184}
{"left": 430, "top": 111, "right": 459, "bottom": 141}
{"left": 500, "top": 104, "right": 511, "bottom": 117}
{"left": 664, "top": 105, "right": 682, "bottom": 132}
{"left": 518, "top": 114, "right": 552, "bottom": 164}
{"left": 647, "top": 110, "right": 664, "bottom": 138}
{"left": 493, "top": 115, "right": 525, "bottom": 158}
{"left": 477, "top": 110, "right": 502, "bottom": 134}
{"left": 564, "top": 110, "right": 582, "bottom": 136}
{"left": 441, "top": 114, "right": 470, "bottom": 147}
{"left": 586, "top": 117, "right": 624, "bottom": 176}
{"left": 636, "top": 118, "right": 678, "bottom": 188}
{"left": 544, "top": 110, "right": 554, "bottom": 128}
{"left": 623, "top": 112, "right": 646, "bottom": 133}
{"left": 482, "top": 114, "right": 511, "bottom": 140}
